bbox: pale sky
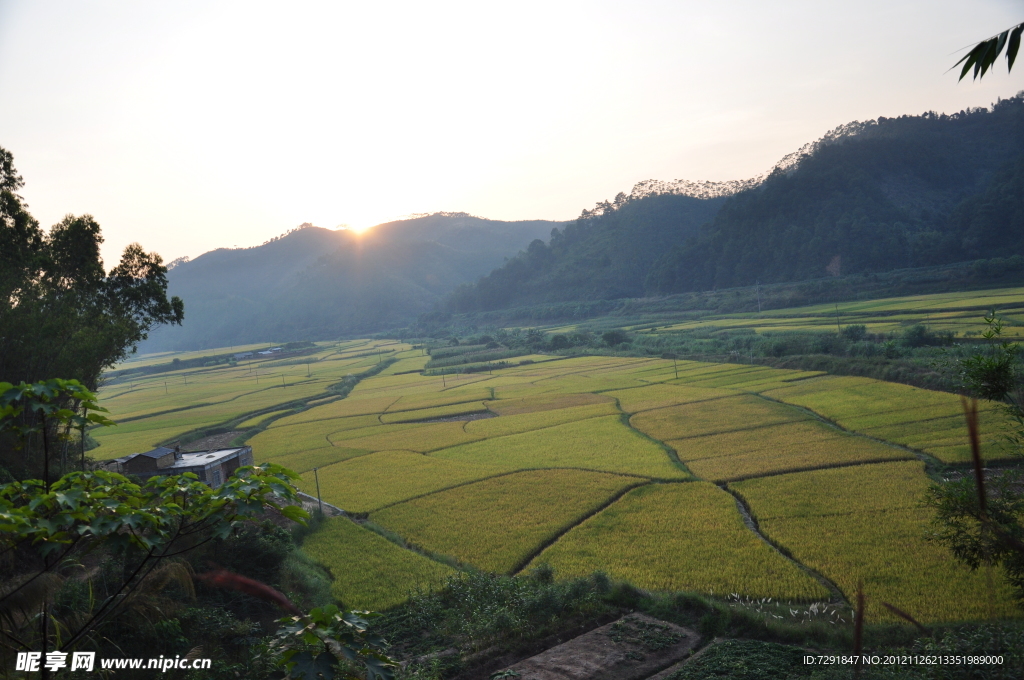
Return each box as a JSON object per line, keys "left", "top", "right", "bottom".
{"left": 1, "top": 0, "right": 1021, "bottom": 267}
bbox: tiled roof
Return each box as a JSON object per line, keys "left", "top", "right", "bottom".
{"left": 138, "top": 446, "right": 175, "bottom": 459}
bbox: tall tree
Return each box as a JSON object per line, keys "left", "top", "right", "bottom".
{"left": 0, "top": 146, "right": 183, "bottom": 480}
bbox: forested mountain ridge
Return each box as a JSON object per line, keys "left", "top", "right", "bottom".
{"left": 445, "top": 192, "right": 727, "bottom": 312}
{"left": 141, "top": 215, "right": 561, "bottom": 351}
{"left": 447, "top": 94, "right": 1024, "bottom": 313}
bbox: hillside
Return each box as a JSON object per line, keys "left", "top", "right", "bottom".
{"left": 448, "top": 94, "right": 1024, "bottom": 312}
{"left": 141, "top": 215, "right": 561, "bottom": 351}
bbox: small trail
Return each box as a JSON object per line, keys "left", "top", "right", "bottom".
{"left": 721, "top": 484, "right": 848, "bottom": 605}
{"left": 507, "top": 479, "right": 654, "bottom": 576}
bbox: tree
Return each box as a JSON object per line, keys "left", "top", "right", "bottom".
{"left": 0, "top": 146, "right": 183, "bottom": 390}
{"left": 955, "top": 22, "right": 1023, "bottom": 80}
{"left": 0, "top": 146, "right": 183, "bottom": 480}
{"left": 929, "top": 315, "right": 1024, "bottom": 602}
{"left": 602, "top": 330, "right": 629, "bottom": 347}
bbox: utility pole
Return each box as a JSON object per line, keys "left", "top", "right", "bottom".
{"left": 756, "top": 280, "right": 761, "bottom": 313}
{"left": 313, "top": 467, "right": 323, "bottom": 515}
{"left": 164, "top": 381, "right": 168, "bottom": 395}
{"left": 442, "top": 372, "right": 446, "bottom": 388}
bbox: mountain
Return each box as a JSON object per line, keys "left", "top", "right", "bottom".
{"left": 447, "top": 94, "right": 1024, "bottom": 313}
{"left": 141, "top": 214, "right": 561, "bottom": 351}
{"left": 445, "top": 192, "right": 727, "bottom": 312}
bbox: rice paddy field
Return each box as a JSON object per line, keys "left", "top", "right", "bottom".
{"left": 646, "top": 286, "right": 1024, "bottom": 338}
{"left": 95, "top": 338, "right": 1024, "bottom": 620}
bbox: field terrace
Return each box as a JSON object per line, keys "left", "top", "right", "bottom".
{"left": 97, "top": 345, "right": 1022, "bottom": 623}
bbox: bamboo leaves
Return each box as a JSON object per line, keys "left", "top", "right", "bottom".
{"left": 955, "top": 22, "right": 1024, "bottom": 81}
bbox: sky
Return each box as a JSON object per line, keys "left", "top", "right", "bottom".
{"left": 1, "top": 0, "right": 1021, "bottom": 268}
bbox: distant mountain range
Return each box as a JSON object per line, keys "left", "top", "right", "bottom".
{"left": 140, "top": 214, "right": 561, "bottom": 351}
{"left": 145, "top": 94, "right": 1024, "bottom": 349}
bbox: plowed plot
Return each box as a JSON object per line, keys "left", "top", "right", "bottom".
{"left": 465, "top": 403, "right": 618, "bottom": 438}
{"left": 732, "top": 462, "right": 1020, "bottom": 621}
{"left": 673, "top": 421, "right": 912, "bottom": 482}
{"left": 299, "top": 451, "right": 506, "bottom": 512}
{"left": 435, "top": 415, "right": 688, "bottom": 479}
{"left": 486, "top": 392, "right": 613, "bottom": 416}
{"left": 764, "top": 377, "right": 1010, "bottom": 462}
{"left": 371, "top": 469, "right": 640, "bottom": 573}
{"left": 303, "top": 517, "right": 454, "bottom": 610}
{"left": 605, "top": 384, "right": 734, "bottom": 414}
{"left": 528, "top": 483, "right": 827, "bottom": 601}
{"left": 630, "top": 395, "right": 805, "bottom": 442}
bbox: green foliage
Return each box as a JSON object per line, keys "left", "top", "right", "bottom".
{"left": 602, "top": 329, "right": 630, "bottom": 346}
{"left": 666, "top": 639, "right": 811, "bottom": 679}
{"left": 955, "top": 22, "right": 1024, "bottom": 81}
{"left": 0, "top": 147, "right": 183, "bottom": 388}
{"left": 937, "top": 313, "right": 1022, "bottom": 403}
{"left": 271, "top": 605, "right": 395, "bottom": 680}
{"left": 0, "top": 462, "right": 309, "bottom": 652}
{"left": 372, "top": 571, "right": 613, "bottom": 667}
{"left": 841, "top": 324, "right": 867, "bottom": 341}
{"left": 926, "top": 472, "right": 1024, "bottom": 600}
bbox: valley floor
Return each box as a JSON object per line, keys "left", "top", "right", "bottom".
{"left": 97, "top": 339, "right": 1024, "bottom": 626}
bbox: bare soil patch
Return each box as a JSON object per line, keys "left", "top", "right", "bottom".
{"left": 500, "top": 613, "right": 700, "bottom": 680}
{"left": 184, "top": 431, "right": 246, "bottom": 451}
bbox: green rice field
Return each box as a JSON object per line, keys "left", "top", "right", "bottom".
{"left": 647, "top": 286, "right": 1024, "bottom": 338}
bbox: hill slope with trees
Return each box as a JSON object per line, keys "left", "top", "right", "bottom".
{"left": 448, "top": 94, "right": 1024, "bottom": 313}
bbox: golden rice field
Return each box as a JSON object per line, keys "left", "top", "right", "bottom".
{"left": 263, "top": 446, "right": 371, "bottom": 473}
{"left": 527, "top": 483, "right": 829, "bottom": 601}
{"left": 763, "top": 376, "right": 1010, "bottom": 462}
{"left": 674, "top": 420, "right": 913, "bottom": 482}
{"left": 298, "top": 451, "right": 507, "bottom": 513}
{"left": 379, "top": 401, "right": 489, "bottom": 424}
{"left": 370, "top": 469, "right": 641, "bottom": 573}
{"left": 434, "top": 415, "right": 688, "bottom": 479}
{"left": 732, "top": 462, "right": 1021, "bottom": 622}
{"left": 604, "top": 384, "right": 735, "bottom": 414}
{"left": 463, "top": 402, "right": 619, "bottom": 438}
{"left": 485, "top": 392, "right": 613, "bottom": 416}
{"left": 630, "top": 394, "right": 805, "bottom": 441}
{"left": 302, "top": 516, "right": 455, "bottom": 610}
{"left": 96, "top": 339, "right": 1023, "bottom": 623}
